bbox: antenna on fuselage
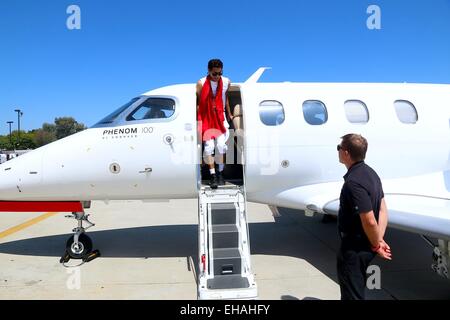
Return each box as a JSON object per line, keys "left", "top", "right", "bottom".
{"left": 245, "top": 67, "right": 271, "bottom": 84}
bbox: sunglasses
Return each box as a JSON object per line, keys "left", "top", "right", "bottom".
{"left": 211, "top": 72, "right": 222, "bottom": 77}
{"left": 337, "top": 144, "right": 343, "bottom": 151}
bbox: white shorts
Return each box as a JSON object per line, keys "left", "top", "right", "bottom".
{"left": 204, "top": 123, "right": 230, "bottom": 156}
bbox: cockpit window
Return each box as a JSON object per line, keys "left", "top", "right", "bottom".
{"left": 126, "top": 98, "right": 175, "bottom": 121}
{"left": 95, "top": 98, "right": 140, "bottom": 125}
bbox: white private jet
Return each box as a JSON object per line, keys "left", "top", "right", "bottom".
{"left": 0, "top": 68, "right": 449, "bottom": 298}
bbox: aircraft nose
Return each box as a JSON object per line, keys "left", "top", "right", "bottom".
{"left": 0, "top": 148, "right": 45, "bottom": 201}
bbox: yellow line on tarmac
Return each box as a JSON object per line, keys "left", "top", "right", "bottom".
{"left": 0, "top": 212, "right": 57, "bottom": 240}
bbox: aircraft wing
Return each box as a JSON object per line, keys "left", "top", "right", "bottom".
{"left": 323, "top": 194, "right": 450, "bottom": 240}
{"left": 269, "top": 171, "right": 450, "bottom": 240}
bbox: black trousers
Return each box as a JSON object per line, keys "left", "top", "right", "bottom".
{"left": 337, "top": 238, "right": 376, "bottom": 300}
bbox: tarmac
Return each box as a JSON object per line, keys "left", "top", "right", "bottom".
{"left": 0, "top": 199, "right": 449, "bottom": 300}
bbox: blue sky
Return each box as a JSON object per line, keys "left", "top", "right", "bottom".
{"left": 1, "top": 0, "right": 449, "bottom": 135}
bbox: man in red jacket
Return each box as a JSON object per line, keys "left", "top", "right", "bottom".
{"left": 197, "top": 59, "right": 233, "bottom": 189}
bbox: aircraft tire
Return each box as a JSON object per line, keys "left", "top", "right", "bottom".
{"left": 66, "top": 234, "right": 93, "bottom": 259}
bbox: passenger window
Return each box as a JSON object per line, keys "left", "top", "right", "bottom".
{"left": 344, "top": 100, "right": 369, "bottom": 124}
{"left": 126, "top": 98, "right": 175, "bottom": 121}
{"left": 394, "top": 100, "right": 418, "bottom": 124}
{"left": 259, "top": 100, "right": 285, "bottom": 126}
{"left": 303, "top": 100, "right": 328, "bottom": 125}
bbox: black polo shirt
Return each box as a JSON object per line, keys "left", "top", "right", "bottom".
{"left": 338, "top": 161, "right": 384, "bottom": 239}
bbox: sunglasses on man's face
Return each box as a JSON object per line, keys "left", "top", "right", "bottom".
{"left": 211, "top": 72, "right": 222, "bottom": 77}
{"left": 337, "top": 144, "right": 343, "bottom": 151}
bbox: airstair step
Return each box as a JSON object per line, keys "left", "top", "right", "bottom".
{"left": 211, "top": 203, "right": 236, "bottom": 225}
{"left": 212, "top": 224, "right": 239, "bottom": 248}
{"left": 207, "top": 274, "right": 249, "bottom": 290}
{"left": 213, "top": 248, "right": 241, "bottom": 275}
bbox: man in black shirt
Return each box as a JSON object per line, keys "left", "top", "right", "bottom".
{"left": 337, "top": 134, "right": 392, "bottom": 300}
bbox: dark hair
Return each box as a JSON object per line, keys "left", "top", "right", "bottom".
{"left": 208, "top": 59, "right": 223, "bottom": 70}
{"left": 340, "top": 133, "right": 368, "bottom": 162}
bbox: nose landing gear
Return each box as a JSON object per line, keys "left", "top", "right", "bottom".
{"left": 60, "top": 211, "right": 100, "bottom": 264}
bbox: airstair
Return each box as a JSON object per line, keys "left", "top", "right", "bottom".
{"left": 197, "top": 184, "right": 258, "bottom": 300}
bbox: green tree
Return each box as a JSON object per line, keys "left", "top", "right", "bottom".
{"left": 42, "top": 123, "right": 57, "bottom": 136}
{"left": 18, "top": 131, "right": 36, "bottom": 149}
{"left": 1, "top": 117, "right": 86, "bottom": 150}
{"left": 32, "top": 122, "right": 57, "bottom": 147}
{"left": 54, "top": 117, "right": 86, "bottom": 140}
{"left": 33, "top": 129, "right": 57, "bottom": 148}
{"left": 0, "top": 135, "right": 10, "bottom": 150}
{"left": 8, "top": 131, "right": 36, "bottom": 150}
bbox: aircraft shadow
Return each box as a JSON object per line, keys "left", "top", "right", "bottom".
{"left": 0, "top": 212, "right": 336, "bottom": 267}
{"left": 0, "top": 209, "right": 339, "bottom": 279}
{"left": 0, "top": 208, "right": 431, "bottom": 276}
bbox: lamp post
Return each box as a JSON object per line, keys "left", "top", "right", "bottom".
{"left": 7, "top": 121, "right": 13, "bottom": 148}
{"left": 14, "top": 109, "right": 23, "bottom": 147}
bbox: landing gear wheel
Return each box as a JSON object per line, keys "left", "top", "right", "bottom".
{"left": 66, "top": 234, "right": 93, "bottom": 260}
